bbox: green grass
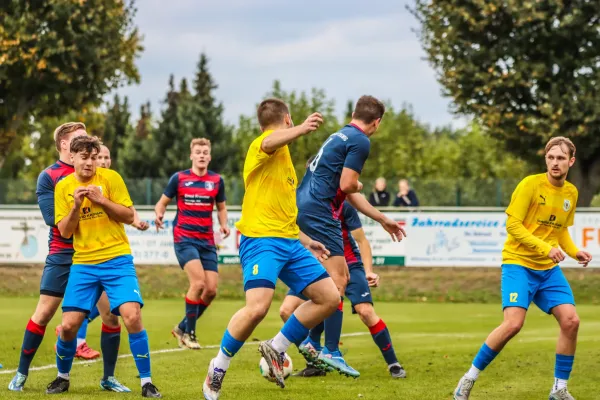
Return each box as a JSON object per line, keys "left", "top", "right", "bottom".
{"left": 1, "top": 298, "right": 600, "bottom": 399}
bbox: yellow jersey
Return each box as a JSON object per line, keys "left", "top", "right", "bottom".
{"left": 502, "top": 173, "right": 578, "bottom": 270}
{"left": 235, "top": 130, "right": 300, "bottom": 239}
{"left": 55, "top": 167, "right": 133, "bottom": 264}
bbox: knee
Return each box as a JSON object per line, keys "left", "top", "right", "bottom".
{"left": 247, "top": 304, "right": 270, "bottom": 324}
{"left": 331, "top": 273, "right": 349, "bottom": 292}
{"left": 189, "top": 280, "right": 205, "bottom": 296}
{"left": 32, "top": 308, "right": 56, "bottom": 326}
{"left": 355, "top": 305, "right": 374, "bottom": 325}
{"left": 504, "top": 319, "right": 524, "bottom": 337}
{"left": 121, "top": 307, "right": 142, "bottom": 331}
{"left": 202, "top": 287, "right": 217, "bottom": 304}
{"left": 102, "top": 313, "right": 119, "bottom": 328}
{"left": 279, "top": 305, "right": 294, "bottom": 323}
{"left": 561, "top": 314, "right": 580, "bottom": 335}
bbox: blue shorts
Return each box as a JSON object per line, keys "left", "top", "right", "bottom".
{"left": 174, "top": 242, "right": 218, "bottom": 272}
{"left": 63, "top": 255, "right": 143, "bottom": 316}
{"left": 297, "top": 211, "right": 343, "bottom": 257}
{"left": 40, "top": 263, "right": 71, "bottom": 297}
{"left": 501, "top": 264, "right": 575, "bottom": 314}
{"left": 239, "top": 235, "right": 329, "bottom": 294}
{"left": 288, "top": 262, "right": 372, "bottom": 314}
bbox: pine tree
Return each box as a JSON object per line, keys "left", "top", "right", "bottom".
{"left": 103, "top": 94, "right": 132, "bottom": 169}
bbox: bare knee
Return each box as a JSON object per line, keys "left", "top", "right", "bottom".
{"left": 120, "top": 304, "right": 143, "bottom": 333}
{"left": 202, "top": 287, "right": 217, "bottom": 304}
{"left": 279, "top": 304, "right": 294, "bottom": 323}
{"left": 560, "top": 313, "right": 580, "bottom": 336}
{"left": 32, "top": 307, "right": 57, "bottom": 326}
{"left": 503, "top": 318, "right": 525, "bottom": 337}
{"left": 355, "top": 304, "right": 378, "bottom": 327}
{"left": 247, "top": 303, "right": 270, "bottom": 324}
{"left": 101, "top": 313, "right": 119, "bottom": 328}
{"left": 189, "top": 279, "right": 205, "bottom": 297}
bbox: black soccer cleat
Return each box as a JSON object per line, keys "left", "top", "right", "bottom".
{"left": 293, "top": 366, "right": 327, "bottom": 377}
{"left": 46, "top": 376, "right": 70, "bottom": 394}
{"left": 142, "top": 382, "right": 162, "bottom": 398}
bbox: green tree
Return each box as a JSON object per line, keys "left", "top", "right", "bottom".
{"left": 0, "top": 0, "right": 142, "bottom": 170}
{"left": 102, "top": 94, "right": 132, "bottom": 170}
{"left": 411, "top": 0, "right": 600, "bottom": 205}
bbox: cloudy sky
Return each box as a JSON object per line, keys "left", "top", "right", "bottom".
{"left": 116, "top": 0, "right": 464, "bottom": 128}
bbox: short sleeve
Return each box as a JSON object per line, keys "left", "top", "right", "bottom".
{"left": 343, "top": 135, "right": 370, "bottom": 174}
{"left": 505, "top": 178, "right": 534, "bottom": 221}
{"left": 216, "top": 177, "right": 226, "bottom": 203}
{"left": 54, "top": 181, "right": 71, "bottom": 226}
{"left": 343, "top": 204, "right": 362, "bottom": 231}
{"left": 108, "top": 171, "right": 133, "bottom": 208}
{"left": 164, "top": 173, "right": 179, "bottom": 198}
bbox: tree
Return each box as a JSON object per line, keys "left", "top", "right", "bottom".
{"left": 411, "top": 0, "right": 600, "bottom": 205}
{"left": 0, "top": 0, "right": 142, "bottom": 169}
{"left": 102, "top": 94, "right": 132, "bottom": 170}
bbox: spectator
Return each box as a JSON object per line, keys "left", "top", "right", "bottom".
{"left": 368, "top": 177, "right": 391, "bottom": 206}
{"left": 393, "top": 179, "right": 420, "bottom": 207}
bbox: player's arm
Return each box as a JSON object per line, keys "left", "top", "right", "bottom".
{"left": 56, "top": 186, "right": 86, "bottom": 239}
{"left": 505, "top": 216, "right": 554, "bottom": 256}
{"left": 87, "top": 172, "right": 134, "bottom": 224}
{"left": 215, "top": 177, "right": 230, "bottom": 238}
{"left": 36, "top": 172, "right": 56, "bottom": 226}
{"left": 96, "top": 195, "right": 135, "bottom": 225}
{"left": 260, "top": 113, "right": 322, "bottom": 154}
{"left": 299, "top": 230, "right": 330, "bottom": 263}
{"left": 155, "top": 173, "right": 178, "bottom": 231}
{"left": 351, "top": 227, "right": 379, "bottom": 287}
{"left": 340, "top": 136, "right": 370, "bottom": 193}
{"left": 558, "top": 228, "right": 579, "bottom": 260}
{"left": 131, "top": 206, "right": 149, "bottom": 231}
{"left": 347, "top": 193, "right": 406, "bottom": 242}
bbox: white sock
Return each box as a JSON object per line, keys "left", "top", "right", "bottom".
{"left": 76, "top": 338, "right": 86, "bottom": 347}
{"left": 552, "top": 378, "right": 568, "bottom": 392}
{"left": 214, "top": 349, "right": 232, "bottom": 371}
{"left": 465, "top": 365, "right": 481, "bottom": 381}
{"left": 270, "top": 332, "right": 291, "bottom": 354}
{"left": 388, "top": 362, "right": 402, "bottom": 370}
{"left": 57, "top": 372, "right": 69, "bottom": 380}
{"left": 140, "top": 377, "right": 152, "bottom": 387}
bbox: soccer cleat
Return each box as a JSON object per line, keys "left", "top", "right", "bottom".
{"left": 46, "top": 376, "right": 70, "bottom": 394}
{"left": 8, "top": 372, "right": 27, "bottom": 391}
{"left": 182, "top": 332, "right": 201, "bottom": 350}
{"left": 453, "top": 376, "right": 475, "bottom": 400}
{"left": 389, "top": 363, "right": 407, "bottom": 378}
{"left": 298, "top": 340, "right": 329, "bottom": 372}
{"left": 293, "top": 366, "right": 327, "bottom": 377}
{"left": 100, "top": 376, "right": 132, "bottom": 392}
{"left": 318, "top": 347, "right": 360, "bottom": 378}
{"left": 171, "top": 325, "right": 185, "bottom": 348}
{"left": 142, "top": 382, "right": 162, "bottom": 398}
{"left": 75, "top": 342, "right": 101, "bottom": 360}
{"left": 258, "top": 341, "right": 286, "bottom": 388}
{"left": 203, "top": 358, "right": 226, "bottom": 400}
{"left": 549, "top": 388, "right": 576, "bottom": 400}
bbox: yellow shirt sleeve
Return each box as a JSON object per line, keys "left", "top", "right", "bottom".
{"left": 54, "top": 181, "right": 71, "bottom": 226}
{"left": 505, "top": 177, "right": 534, "bottom": 221}
{"left": 558, "top": 229, "right": 579, "bottom": 259}
{"left": 506, "top": 215, "right": 553, "bottom": 256}
{"left": 108, "top": 171, "right": 133, "bottom": 207}
{"left": 565, "top": 191, "right": 578, "bottom": 227}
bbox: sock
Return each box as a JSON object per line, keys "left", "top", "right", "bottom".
{"left": 196, "top": 298, "right": 210, "bottom": 320}
{"left": 88, "top": 305, "right": 100, "bottom": 322}
{"left": 76, "top": 318, "right": 88, "bottom": 346}
{"left": 17, "top": 319, "right": 47, "bottom": 375}
{"left": 276, "top": 314, "right": 309, "bottom": 352}
{"left": 215, "top": 329, "right": 245, "bottom": 371}
{"left": 466, "top": 365, "right": 481, "bottom": 380}
{"left": 177, "top": 316, "right": 187, "bottom": 333}
{"left": 324, "top": 298, "right": 344, "bottom": 352}
{"left": 101, "top": 323, "right": 121, "bottom": 380}
{"left": 369, "top": 319, "right": 398, "bottom": 365}
{"left": 553, "top": 354, "right": 574, "bottom": 392}
{"left": 308, "top": 321, "right": 324, "bottom": 345}
{"left": 184, "top": 297, "right": 201, "bottom": 334}
{"left": 271, "top": 332, "right": 292, "bottom": 353}
{"left": 141, "top": 377, "right": 152, "bottom": 387}
{"left": 129, "top": 330, "right": 151, "bottom": 379}
{"left": 469, "top": 343, "right": 499, "bottom": 379}
{"left": 56, "top": 336, "right": 77, "bottom": 375}
{"left": 57, "top": 372, "right": 69, "bottom": 380}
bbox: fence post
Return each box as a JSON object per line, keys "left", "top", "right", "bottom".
{"left": 145, "top": 178, "right": 152, "bottom": 205}
{"left": 496, "top": 179, "right": 503, "bottom": 207}
{"left": 455, "top": 183, "right": 461, "bottom": 206}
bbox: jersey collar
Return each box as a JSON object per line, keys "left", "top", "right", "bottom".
{"left": 348, "top": 123, "right": 367, "bottom": 135}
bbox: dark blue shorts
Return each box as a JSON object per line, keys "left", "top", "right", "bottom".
{"left": 297, "top": 211, "right": 343, "bottom": 257}
{"left": 501, "top": 264, "right": 575, "bottom": 314}
{"left": 174, "top": 242, "right": 218, "bottom": 273}
{"left": 40, "top": 263, "right": 71, "bottom": 297}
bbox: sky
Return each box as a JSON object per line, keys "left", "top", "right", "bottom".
{"left": 116, "top": 0, "right": 465, "bottom": 129}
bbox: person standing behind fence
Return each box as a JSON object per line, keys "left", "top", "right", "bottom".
{"left": 368, "top": 177, "right": 390, "bottom": 207}
{"left": 393, "top": 179, "right": 419, "bottom": 207}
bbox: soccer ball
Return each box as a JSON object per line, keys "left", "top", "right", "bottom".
{"left": 259, "top": 353, "right": 293, "bottom": 381}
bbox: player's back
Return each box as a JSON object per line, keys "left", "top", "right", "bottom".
{"left": 297, "top": 124, "right": 370, "bottom": 217}
{"left": 340, "top": 201, "right": 363, "bottom": 265}
{"left": 37, "top": 161, "right": 75, "bottom": 265}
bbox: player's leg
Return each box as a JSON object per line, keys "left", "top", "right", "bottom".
{"left": 195, "top": 248, "right": 219, "bottom": 332}
{"left": 9, "top": 264, "right": 68, "bottom": 391}
{"left": 533, "top": 266, "right": 578, "bottom": 399}
{"left": 453, "top": 264, "right": 533, "bottom": 399}
{"left": 102, "top": 255, "right": 161, "bottom": 398}
{"left": 173, "top": 243, "right": 205, "bottom": 349}
{"left": 70, "top": 294, "right": 105, "bottom": 360}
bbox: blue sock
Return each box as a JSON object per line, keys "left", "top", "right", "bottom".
{"left": 281, "top": 314, "right": 310, "bottom": 346}
{"left": 77, "top": 318, "right": 89, "bottom": 341}
{"left": 129, "top": 330, "right": 151, "bottom": 379}
{"left": 220, "top": 329, "right": 245, "bottom": 357}
{"left": 178, "top": 317, "right": 187, "bottom": 332}
{"left": 101, "top": 324, "right": 121, "bottom": 379}
{"left": 197, "top": 298, "right": 209, "bottom": 319}
{"left": 88, "top": 305, "right": 100, "bottom": 322}
{"left": 184, "top": 297, "right": 200, "bottom": 334}
{"left": 56, "top": 336, "right": 77, "bottom": 374}
{"left": 324, "top": 298, "right": 344, "bottom": 352}
{"left": 17, "top": 319, "right": 46, "bottom": 375}
{"left": 369, "top": 319, "right": 398, "bottom": 365}
{"left": 555, "top": 354, "right": 574, "bottom": 380}
{"left": 309, "top": 322, "right": 324, "bottom": 345}
{"left": 472, "top": 343, "right": 499, "bottom": 371}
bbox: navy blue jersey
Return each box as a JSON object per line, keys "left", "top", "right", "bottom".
{"left": 297, "top": 124, "right": 370, "bottom": 218}
{"left": 340, "top": 201, "right": 362, "bottom": 265}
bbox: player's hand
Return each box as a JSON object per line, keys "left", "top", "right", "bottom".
{"left": 155, "top": 213, "right": 165, "bottom": 232}
{"left": 133, "top": 219, "right": 150, "bottom": 231}
{"left": 576, "top": 250, "right": 592, "bottom": 267}
{"left": 380, "top": 216, "right": 407, "bottom": 242}
{"left": 73, "top": 187, "right": 88, "bottom": 208}
{"left": 220, "top": 225, "right": 231, "bottom": 239}
{"left": 307, "top": 240, "right": 330, "bottom": 262}
{"left": 300, "top": 112, "right": 323, "bottom": 134}
{"left": 366, "top": 272, "right": 380, "bottom": 287}
{"left": 357, "top": 181, "right": 363, "bottom": 192}
{"left": 85, "top": 185, "right": 105, "bottom": 205}
{"left": 548, "top": 247, "right": 566, "bottom": 264}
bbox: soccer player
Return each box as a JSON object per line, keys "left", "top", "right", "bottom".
{"left": 154, "top": 138, "right": 230, "bottom": 350}
{"left": 202, "top": 99, "right": 340, "bottom": 400}
{"left": 46, "top": 135, "right": 161, "bottom": 397}
{"left": 280, "top": 198, "right": 406, "bottom": 379}
{"left": 296, "top": 96, "right": 406, "bottom": 377}
{"left": 452, "top": 137, "right": 592, "bottom": 400}
{"left": 8, "top": 123, "right": 127, "bottom": 393}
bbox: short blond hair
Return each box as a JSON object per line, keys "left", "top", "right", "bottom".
{"left": 54, "top": 122, "right": 86, "bottom": 152}
{"left": 190, "top": 138, "right": 211, "bottom": 151}
{"left": 545, "top": 136, "right": 576, "bottom": 158}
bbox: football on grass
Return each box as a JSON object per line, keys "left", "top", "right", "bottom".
{"left": 259, "top": 353, "right": 293, "bottom": 381}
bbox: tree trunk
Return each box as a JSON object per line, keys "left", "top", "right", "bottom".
{"left": 0, "top": 98, "right": 33, "bottom": 171}
{"left": 568, "top": 157, "right": 600, "bottom": 207}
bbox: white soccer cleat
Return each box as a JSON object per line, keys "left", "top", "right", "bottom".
{"left": 171, "top": 325, "right": 185, "bottom": 348}
{"left": 203, "top": 358, "right": 226, "bottom": 400}
{"left": 549, "top": 388, "right": 576, "bottom": 400}
{"left": 453, "top": 375, "right": 475, "bottom": 400}
{"left": 182, "top": 332, "right": 201, "bottom": 350}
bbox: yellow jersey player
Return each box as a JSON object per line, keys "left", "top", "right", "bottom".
{"left": 453, "top": 137, "right": 592, "bottom": 400}
{"left": 202, "top": 99, "right": 340, "bottom": 400}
